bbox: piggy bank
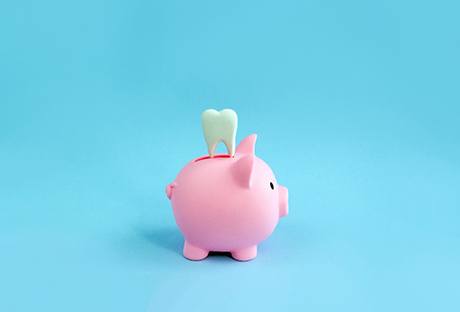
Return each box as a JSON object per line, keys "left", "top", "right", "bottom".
{"left": 166, "top": 134, "right": 288, "bottom": 261}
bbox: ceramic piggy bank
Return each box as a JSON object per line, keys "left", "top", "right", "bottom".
{"left": 165, "top": 110, "right": 288, "bottom": 261}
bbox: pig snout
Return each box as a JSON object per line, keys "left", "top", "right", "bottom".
{"left": 278, "top": 185, "right": 288, "bottom": 217}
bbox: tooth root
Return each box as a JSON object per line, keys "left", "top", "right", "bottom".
{"left": 203, "top": 130, "right": 220, "bottom": 157}
{"left": 201, "top": 109, "right": 238, "bottom": 157}
{"left": 207, "top": 141, "right": 218, "bottom": 157}
{"left": 222, "top": 136, "right": 235, "bottom": 156}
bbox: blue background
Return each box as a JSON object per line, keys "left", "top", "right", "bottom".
{"left": 1, "top": 0, "right": 459, "bottom": 311}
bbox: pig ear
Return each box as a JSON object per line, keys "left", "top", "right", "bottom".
{"left": 235, "top": 134, "right": 257, "bottom": 155}
{"left": 233, "top": 154, "right": 255, "bottom": 188}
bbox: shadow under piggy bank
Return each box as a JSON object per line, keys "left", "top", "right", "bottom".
{"left": 136, "top": 226, "right": 183, "bottom": 254}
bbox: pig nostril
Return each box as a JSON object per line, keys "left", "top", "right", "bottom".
{"left": 270, "top": 182, "right": 274, "bottom": 190}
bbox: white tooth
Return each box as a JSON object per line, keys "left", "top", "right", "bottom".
{"left": 201, "top": 109, "right": 238, "bottom": 157}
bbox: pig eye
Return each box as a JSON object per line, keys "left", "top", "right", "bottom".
{"left": 270, "top": 182, "right": 274, "bottom": 190}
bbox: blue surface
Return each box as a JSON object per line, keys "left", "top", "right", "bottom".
{"left": 1, "top": 0, "right": 459, "bottom": 311}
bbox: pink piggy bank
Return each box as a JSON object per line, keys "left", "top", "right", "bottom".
{"left": 165, "top": 134, "right": 288, "bottom": 261}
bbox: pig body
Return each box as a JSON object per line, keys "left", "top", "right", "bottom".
{"left": 166, "top": 134, "right": 288, "bottom": 261}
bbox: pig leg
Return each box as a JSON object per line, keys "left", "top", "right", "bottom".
{"left": 183, "top": 241, "right": 208, "bottom": 261}
{"left": 231, "top": 245, "right": 257, "bottom": 261}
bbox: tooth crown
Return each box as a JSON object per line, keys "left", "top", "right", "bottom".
{"left": 201, "top": 109, "right": 238, "bottom": 157}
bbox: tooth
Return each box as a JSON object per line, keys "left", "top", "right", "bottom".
{"left": 201, "top": 109, "right": 238, "bottom": 157}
